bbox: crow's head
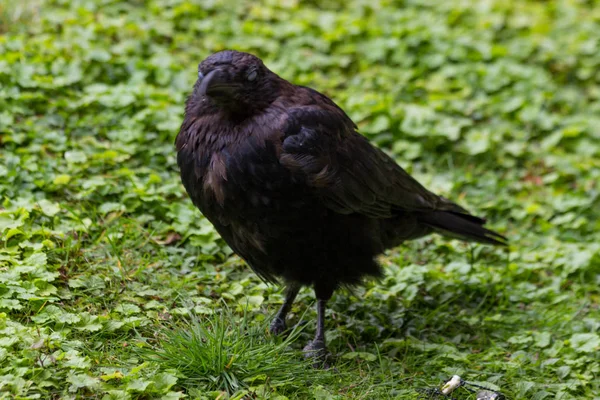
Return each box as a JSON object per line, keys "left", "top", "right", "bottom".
{"left": 195, "top": 50, "right": 281, "bottom": 116}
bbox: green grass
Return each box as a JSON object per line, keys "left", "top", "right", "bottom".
{"left": 136, "top": 307, "right": 332, "bottom": 397}
{"left": 0, "top": 0, "right": 599, "bottom": 399}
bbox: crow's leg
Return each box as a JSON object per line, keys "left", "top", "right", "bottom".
{"left": 303, "top": 299, "right": 328, "bottom": 359}
{"left": 303, "top": 285, "right": 334, "bottom": 365}
{"left": 269, "top": 283, "right": 300, "bottom": 335}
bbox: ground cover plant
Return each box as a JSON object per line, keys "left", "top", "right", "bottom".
{"left": 0, "top": 0, "right": 598, "bottom": 398}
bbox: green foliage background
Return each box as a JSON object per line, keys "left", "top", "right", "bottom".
{"left": 0, "top": 0, "right": 599, "bottom": 398}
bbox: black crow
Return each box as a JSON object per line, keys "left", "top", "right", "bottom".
{"left": 176, "top": 50, "right": 506, "bottom": 361}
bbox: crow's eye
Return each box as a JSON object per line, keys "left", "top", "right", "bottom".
{"left": 198, "top": 71, "right": 204, "bottom": 80}
{"left": 247, "top": 70, "right": 257, "bottom": 82}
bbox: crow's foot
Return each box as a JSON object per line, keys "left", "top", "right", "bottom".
{"left": 303, "top": 339, "right": 330, "bottom": 368}
{"left": 269, "top": 317, "right": 287, "bottom": 335}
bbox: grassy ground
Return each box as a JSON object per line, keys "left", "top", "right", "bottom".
{"left": 1, "top": 0, "right": 599, "bottom": 398}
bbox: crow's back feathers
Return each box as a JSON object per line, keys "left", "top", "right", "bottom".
{"left": 279, "top": 104, "right": 462, "bottom": 218}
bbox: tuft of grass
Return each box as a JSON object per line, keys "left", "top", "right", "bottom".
{"left": 136, "top": 306, "right": 332, "bottom": 395}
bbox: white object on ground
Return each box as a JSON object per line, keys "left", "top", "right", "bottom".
{"left": 441, "top": 375, "right": 462, "bottom": 394}
{"left": 477, "top": 390, "right": 503, "bottom": 400}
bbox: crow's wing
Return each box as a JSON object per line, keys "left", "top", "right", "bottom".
{"left": 278, "top": 105, "right": 464, "bottom": 218}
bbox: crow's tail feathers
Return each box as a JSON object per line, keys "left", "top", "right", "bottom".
{"left": 419, "top": 210, "right": 508, "bottom": 246}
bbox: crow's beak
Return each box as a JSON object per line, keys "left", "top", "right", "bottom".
{"left": 198, "top": 69, "right": 236, "bottom": 97}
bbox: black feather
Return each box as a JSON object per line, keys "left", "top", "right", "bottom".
{"left": 419, "top": 211, "right": 508, "bottom": 246}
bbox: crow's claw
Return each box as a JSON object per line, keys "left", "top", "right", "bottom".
{"left": 269, "top": 317, "right": 287, "bottom": 335}
{"left": 303, "top": 339, "right": 330, "bottom": 368}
